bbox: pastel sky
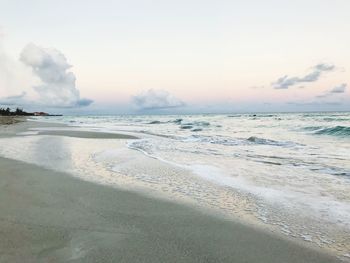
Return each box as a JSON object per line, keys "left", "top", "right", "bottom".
{"left": 0, "top": 0, "right": 349, "bottom": 113}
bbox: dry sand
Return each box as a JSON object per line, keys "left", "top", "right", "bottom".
{"left": 0, "top": 116, "right": 25, "bottom": 125}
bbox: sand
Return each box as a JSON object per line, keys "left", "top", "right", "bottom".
{"left": 37, "top": 130, "right": 138, "bottom": 139}
{"left": 0, "top": 118, "right": 137, "bottom": 140}
{"left": 0, "top": 120, "right": 342, "bottom": 262}
{"left": 0, "top": 116, "right": 25, "bottom": 125}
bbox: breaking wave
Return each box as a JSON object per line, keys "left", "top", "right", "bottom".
{"left": 315, "top": 126, "right": 350, "bottom": 136}
{"left": 246, "top": 136, "right": 302, "bottom": 147}
{"left": 309, "top": 126, "right": 350, "bottom": 137}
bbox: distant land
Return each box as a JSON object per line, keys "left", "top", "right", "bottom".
{"left": 0, "top": 107, "right": 62, "bottom": 117}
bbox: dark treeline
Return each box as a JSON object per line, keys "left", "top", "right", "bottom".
{"left": 0, "top": 107, "right": 34, "bottom": 116}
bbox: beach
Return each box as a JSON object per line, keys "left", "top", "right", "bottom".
{"left": 2, "top": 0, "right": 350, "bottom": 261}
{"left": 0, "top": 118, "right": 345, "bottom": 262}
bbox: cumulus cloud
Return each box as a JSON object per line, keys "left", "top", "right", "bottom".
{"left": 273, "top": 63, "right": 335, "bottom": 89}
{"left": 0, "top": 48, "right": 34, "bottom": 99}
{"left": 18, "top": 43, "right": 92, "bottom": 108}
{"left": 131, "top": 89, "right": 185, "bottom": 110}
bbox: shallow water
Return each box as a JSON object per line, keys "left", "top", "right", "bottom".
{"left": 1, "top": 112, "right": 350, "bottom": 259}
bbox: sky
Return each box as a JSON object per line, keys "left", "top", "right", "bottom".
{"left": 0, "top": 0, "right": 349, "bottom": 114}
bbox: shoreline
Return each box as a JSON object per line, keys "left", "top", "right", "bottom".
{"left": 0, "top": 119, "right": 345, "bottom": 262}
{"left": 0, "top": 118, "right": 137, "bottom": 139}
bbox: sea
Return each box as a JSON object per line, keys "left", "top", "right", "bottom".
{"left": 1, "top": 112, "right": 350, "bottom": 258}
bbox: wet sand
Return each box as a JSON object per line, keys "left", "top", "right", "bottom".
{"left": 0, "top": 120, "right": 342, "bottom": 262}
{"left": 0, "top": 119, "right": 137, "bottom": 140}
{"left": 38, "top": 130, "right": 138, "bottom": 139}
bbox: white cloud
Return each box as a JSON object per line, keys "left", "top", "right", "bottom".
{"left": 273, "top": 63, "right": 335, "bottom": 89}
{"left": 0, "top": 41, "right": 92, "bottom": 108}
{"left": 0, "top": 47, "right": 35, "bottom": 100}
{"left": 131, "top": 89, "right": 185, "bottom": 110}
{"left": 19, "top": 43, "right": 93, "bottom": 108}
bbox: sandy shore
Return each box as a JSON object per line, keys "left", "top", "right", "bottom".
{"left": 0, "top": 118, "right": 137, "bottom": 139}
{"left": 0, "top": 120, "right": 342, "bottom": 262}
{"left": 0, "top": 116, "right": 25, "bottom": 125}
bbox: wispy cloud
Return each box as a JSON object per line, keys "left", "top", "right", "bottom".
{"left": 287, "top": 101, "right": 342, "bottom": 106}
{"left": 272, "top": 63, "right": 335, "bottom": 89}
{"left": 316, "top": 83, "right": 347, "bottom": 99}
{"left": 131, "top": 89, "right": 185, "bottom": 110}
{"left": 330, "top": 83, "right": 347, "bottom": 94}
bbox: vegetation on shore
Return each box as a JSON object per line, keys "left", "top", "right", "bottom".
{"left": 0, "top": 107, "right": 34, "bottom": 116}
{"left": 0, "top": 107, "right": 61, "bottom": 116}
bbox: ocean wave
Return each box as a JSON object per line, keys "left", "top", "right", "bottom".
{"left": 148, "top": 119, "right": 210, "bottom": 130}
{"left": 181, "top": 121, "right": 210, "bottom": 126}
{"left": 246, "top": 136, "right": 302, "bottom": 147}
{"left": 323, "top": 117, "right": 349, "bottom": 122}
{"left": 314, "top": 126, "right": 350, "bottom": 137}
{"left": 249, "top": 114, "right": 275, "bottom": 118}
{"left": 180, "top": 135, "right": 242, "bottom": 145}
{"left": 247, "top": 136, "right": 279, "bottom": 145}
{"left": 148, "top": 120, "right": 163, "bottom": 124}
{"left": 302, "top": 113, "right": 328, "bottom": 117}
{"left": 180, "top": 121, "right": 211, "bottom": 131}
{"left": 180, "top": 125, "right": 193, "bottom": 130}
{"left": 171, "top": 118, "right": 183, "bottom": 124}
{"left": 180, "top": 135, "right": 301, "bottom": 148}
{"left": 148, "top": 118, "right": 183, "bottom": 125}
{"left": 303, "top": 126, "right": 324, "bottom": 131}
